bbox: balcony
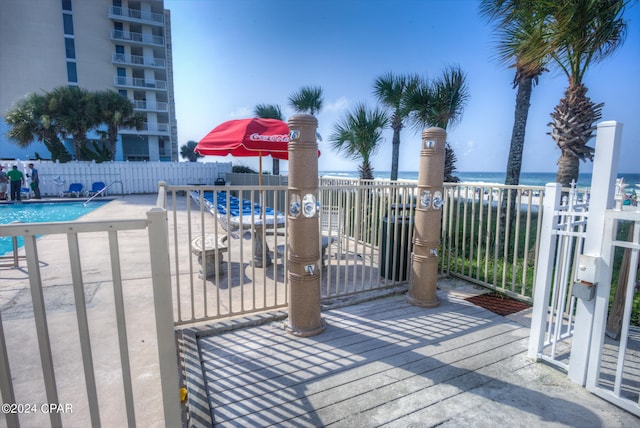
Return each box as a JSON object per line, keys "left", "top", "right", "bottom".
{"left": 114, "top": 76, "right": 167, "bottom": 91}
{"left": 109, "top": 6, "right": 164, "bottom": 26}
{"left": 130, "top": 100, "right": 169, "bottom": 112}
{"left": 111, "top": 29, "right": 164, "bottom": 47}
{"left": 120, "top": 121, "right": 170, "bottom": 135}
{"left": 113, "top": 53, "right": 166, "bottom": 69}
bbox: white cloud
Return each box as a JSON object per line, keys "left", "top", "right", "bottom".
{"left": 227, "top": 106, "right": 253, "bottom": 119}
{"left": 323, "top": 96, "right": 350, "bottom": 112}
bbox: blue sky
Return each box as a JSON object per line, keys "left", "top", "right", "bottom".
{"left": 167, "top": 0, "right": 640, "bottom": 174}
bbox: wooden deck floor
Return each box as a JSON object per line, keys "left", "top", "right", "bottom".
{"left": 184, "top": 290, "right": 640, "bottom": 427}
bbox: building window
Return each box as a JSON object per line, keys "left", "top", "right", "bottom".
{"left": 159, "top": 139, "right": 167, "bottom": 155}
{"left": 62, "top": 0, "right": 72, "bottom": 11}
{"left": 113, "top": 45, "right": 124, "bottom": 63}
{"left": 64, "top": 38, "right": 75, "bottom": 59}
{"left": 67, "top": 62, "right": 78, "bottom": 83}
{"left": 116, "top": 67, "right": 126, "bottom": 86}
{"left": 63, "top": 14, "right": 74, "bottom": 35}
{"left": 119, "top": 90, "right": 128, "bottom": 97}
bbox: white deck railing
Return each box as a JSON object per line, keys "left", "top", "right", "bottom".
{"left": 163, "top": 178, "right": 551, "bottom": 327}
{"left": 441, "top": 182, "right": 549, "bottom": 302}
{"left": 0, "top": 205, "right": 181, "bottom": 427}
{"left": 163, "top": 181, "right": 419, "bottom": 325}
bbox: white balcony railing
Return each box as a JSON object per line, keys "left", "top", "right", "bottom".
{"left": 111, "top": 29, "right": 164, "bottom": 47}
{"left": 121, "top": 122, "right": 170, "bottom": 134}
{"left": 130, "top": 100, "right": 169, "bottom": 112}
{"left": 114, "top": 76, "right": 167, "bottom": 91}
{"left": 112, "top": 53, "right": 165, "bottom": 68}
{"left": 109, "top": 6, "right": 164, "bottom": 25}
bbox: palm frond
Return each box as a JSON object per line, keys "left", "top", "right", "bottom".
{"left": 288, "top": 85, "right": 324, "bottom": 115}
{"left": 329, "top": 103, "right": 389, "bottom": 178}
{"left": 254, "top": 104, "right": 283, "bottom": 120}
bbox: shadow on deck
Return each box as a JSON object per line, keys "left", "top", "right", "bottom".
{"left": 178, "top": 284, "right": 639, "bottom": 427}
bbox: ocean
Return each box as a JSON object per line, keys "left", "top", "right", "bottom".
{"left": 319, "top": 170, "right": 640, "bottom": 191}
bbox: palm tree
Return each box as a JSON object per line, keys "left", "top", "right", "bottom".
{"left": 180, "top": 141, "right": 202, "bottom": 162}
{"left": 254, "top": 104, "right": 282, "bottom": 121}
{"left": 405, "top": 66, "right": 469, "bottom": 182}
{"left": 47, "top": 86, "right": 100, "bottom": 160}
{"left": 329, "top": 104, "right": 389, "bottom": 179}
{"left": 254, "top": 103, "right": 283, "bottom": 175}
{"left": 545, "top": 0, "right": 629, "bottom": 187}
{"left": 480, "top": 0, "right": 549, "bottom": 186}
{"left": 373, "top": 72, "right": 420, "bottom": 181}
{"left": 6, "top": 93, "right": 51, "bottom": 147}
{"left": 5, "top": 92, "right": 72, "bottom": 162}
{"left": 428, "top": 66, "right": 469, "bottom": 130}
{"left": 481, "top": 0, "right": 551, "bottom": 253}
{"left": 288, "top": 86, "right": 323, "bottom": 115}
{"left": 96, "top": 90, "right": 144, "bottom": 161}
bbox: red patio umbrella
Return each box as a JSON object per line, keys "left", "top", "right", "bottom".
{"left": 195, "top": 118, "right": 319, "bottom": 185}
{"left": 195, "top": 118, "right": 290, "bottom": 185}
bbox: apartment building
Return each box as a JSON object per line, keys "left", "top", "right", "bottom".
{"left": 0, "top": 0, "right": 178, "bottom": 161}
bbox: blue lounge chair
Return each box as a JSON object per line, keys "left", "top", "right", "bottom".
{"left": 60, "top": 183, "right": 83, "bottom": 198}
{"left": 89, "top": 182, "right": 106, "bottom": 196}
{"left": 192, "top": 190, "right": 284, "bottom": 237}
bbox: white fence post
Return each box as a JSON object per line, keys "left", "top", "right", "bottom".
{"left": 528, "top": 183, "right": 562, "bottom": 359}
{"left": 146, "top": 207, "right": 182, "bottom": 426}
{"left": 568, "top": 121, "right": 624, "bottom": 385}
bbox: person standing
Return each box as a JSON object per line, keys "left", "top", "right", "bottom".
{"left": 28, "top": 163, "right": 41, "bottom": 199}
{"left": 0, "top": 165, "right": 8, "bottom": 200}
{"left": 7, "top": 165, "right": 24, "bottom": 202}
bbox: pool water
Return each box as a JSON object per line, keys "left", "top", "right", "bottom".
{"left": 0, "top": 201, "right": 108, "bottom": 256}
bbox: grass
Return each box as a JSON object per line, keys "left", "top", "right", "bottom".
{"left": 443, "top": 196, "right": 639, "bottom": 326}
{"left": 442, "top": 195, "right": 540, "bottom": 299}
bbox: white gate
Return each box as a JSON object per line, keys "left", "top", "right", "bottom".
{"left": 529, "top": 121, "right": 640, "bottom": 416}
{"left": 586, "top": 209, "right": 640, "bottom": 416}
{"left": 528, "top": 182, "right": 589, "bottom": 369}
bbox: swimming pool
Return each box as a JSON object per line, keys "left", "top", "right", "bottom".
{"left": 0, "top": 201, "right": 108, "bottom": 256}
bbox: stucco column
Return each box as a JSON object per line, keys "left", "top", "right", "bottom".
{"left": 284, "top": 114, "right": 325, "bottom": 337}
{"left": 408, "top": 127, "right": 446, "bottom": 308}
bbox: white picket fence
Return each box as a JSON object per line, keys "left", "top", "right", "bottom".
{"left": 1, "top": 160, "right": 232, "bottom": 196}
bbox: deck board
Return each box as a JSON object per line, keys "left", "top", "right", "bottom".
{"left": 199, "top": 292, "right": 527, "bottom": 426}
{"left": 192, "top": 290, "right": 640, "bottom": 427}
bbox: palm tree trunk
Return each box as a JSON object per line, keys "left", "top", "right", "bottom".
{"left": 390, "top": 128, "right": 401, "bottom": 181}
{"left": 549, "top": 84, "right": 602, "bottom": 188}
{"left": 505, "top": 77, "right": 532, "bottom": 186}
{"left": 73, "top": 132, "right": 85, "bottom": 160}
{"left": 359, "top": 160, "right": 374, "bottom": 180}
{"left": 500, "top": 76, "right": 533, "bottom": 256}
{"left": 108, "top": 124, "right": 118, "bottom": 161}
{"left": 556, "top": 151, "right": 580, "bottom": 187}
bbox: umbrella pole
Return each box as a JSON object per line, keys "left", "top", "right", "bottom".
{"left": 259, "top": 154, "right": 263, "bottom": 187}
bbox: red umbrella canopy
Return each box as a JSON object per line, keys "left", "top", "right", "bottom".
{"left": 195, "top": 118, "right": 290, "bottom": 160}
